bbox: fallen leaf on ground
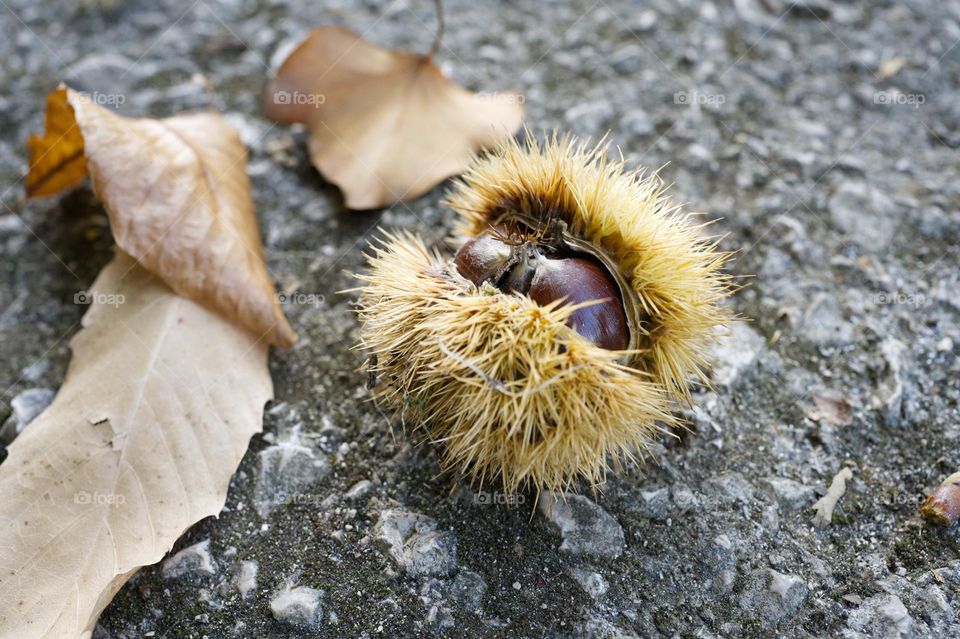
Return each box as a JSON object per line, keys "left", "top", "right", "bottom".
{"left": 25, "top": 87, "right": 87, "bottom": 197}
{"left": 0, "top": 251, "right": 273, "bottom": 639}
{"left": 812, "top": 467, "right": 854, "bottom": 528}
{"left": 920, "top": 471, "right": 960, "bottom": 526}
{"left": 27, "top": 85, "right": 296, "bottom": 348}
{"left": 264, "top": 26, "right": 524, "bottom": 209}
{"left": 807, "top": 394, "right": 853, "bottom": 426}
{"left": 878, "top": 56, "right": 907, "bottom": 79}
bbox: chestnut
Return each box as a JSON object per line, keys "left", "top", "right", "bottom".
{"left": 453, "top": 230, "right": 514, "bottom": 286}
{"left": 356, "top": 133, "right": 733, "bottom": 495}
{"left": 517, "top": 254, "right": 629, "bottom": 351}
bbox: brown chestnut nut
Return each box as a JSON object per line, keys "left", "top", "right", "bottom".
{"left": 502, "top": 245, "right": 629, "bottom": 351}
{"left": 524, "top": 255, "right": 629, "bottom": 351}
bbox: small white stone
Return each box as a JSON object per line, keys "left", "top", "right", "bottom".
{"left": 234, "top": 560, "right": 257, "bottom": 599}
{"left": 373, "top": 509, "right": 457, "bottom": 577}
{"left": 709, "top": 324, "right": 764, "bottom": 386}
{"left": 162, "top": 539, "right": 217, "bottom": 579}
{"left": 253, "top": 425, "right": 328, "bottom": 517}
{"left": 539, "top": 493, "right": 625, "bottom": 560}
{"left": 0, "top": 388, "right": 55, "bottom": 443}
{"left": 567, "top": 568, "right": 609, "bottom": 599}
{"left": 846, "top": 593, "right": 913, "bottom": 638}
{"left": 714, "top": 534, "right": 733, "bottom": 550}
{"left": 345, "top": 480, "right": 373, "bottom": 501}
{"left": 769, "top": 571, "right": 804, "bottom": 601}
{"left": 270, "top": 584, "right": 323, "bottom": 627}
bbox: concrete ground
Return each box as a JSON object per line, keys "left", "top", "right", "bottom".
{"left": 1, "top": 0, "right": 959, "bottom": 637}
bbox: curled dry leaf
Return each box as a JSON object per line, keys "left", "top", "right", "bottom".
{"left": 264, "top": 26, "right": 524, "bottom": 209}
{"left": 25, "top": 87, "right": 87, "bottom": 197}
{"left": 27, "top": 85, "right": 297, "bottom": 348}
{"left": 0, "top": 251, "right": 273, "bottom": 639}
{"left": 807, "top": 394, "right": 853, "bottom": 426}
{"left": 920, "top": 471, "right": 960, "bottom": 526}
{"left": 811, "top": 467, "right": 854, "bottom": 528}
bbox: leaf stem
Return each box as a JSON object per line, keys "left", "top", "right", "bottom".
{"left": 429, "top": 0, "right": 445, "bottom": 57}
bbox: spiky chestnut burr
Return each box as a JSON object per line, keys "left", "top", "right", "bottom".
{"left": 355, "top": 133, "right": 733, "bottom": 494}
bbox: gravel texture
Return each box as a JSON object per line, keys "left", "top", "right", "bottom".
{"left": 1, "top": 0, "right": 960, "bottom": 637}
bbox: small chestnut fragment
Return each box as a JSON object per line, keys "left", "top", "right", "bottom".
{"left": 454, "top": 230, "right": 630, "bottom": 351}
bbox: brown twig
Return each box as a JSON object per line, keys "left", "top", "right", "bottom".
{"left": 429, "top": 0, "right": 445, "bottom": 57}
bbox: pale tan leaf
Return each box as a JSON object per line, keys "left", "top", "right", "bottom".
{"left": 812, "top": 467, "right": 854, "bottom": 528}
{"left": 264, "top": 26, "right": 524, "bottom": 209}
{"left": 0, "top": 251, "right": 273, "bottom": 638}
{"left": 27, "top": 85, "right": 297, "bottom": 348}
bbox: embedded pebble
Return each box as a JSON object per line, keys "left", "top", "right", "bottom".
{"left": 844, "top": 594, "right": 914, "bottom": 638}
{"left": 738, "top": 569, "right": 807, "bottom": 628}
{"left": 798, "top": 294, "right": 855, "bottom": 346}
{"left": 764, "top": 477, "right": 815, "bottom": 511}
{"left": 567, "top": 567, "right": 609, "bottom": 599}
{"left": 344, "top": 479, "right": 374, "bottom": 501}
{"left": 373, "top": 509, "right": 458, "bottom": 577}
{"left": 828, "top": 181, "right": 899, "bottom": 250}
{"left": 445, "top": 569, "right": 487, "bottom": 612}
{"left": 539, "top": 493, "right": 625, "bottom": 560}
{"left": 270, "top": 584, "right": 323, "bottom": 628}
{"left": 162, "top": 539, "right": 217, "bottom": 579}
{"left": 234, "top": 560, "right": 257, "bottom": 599}
{"left": 0, "top": 388, "right": 54, "bottom": 443}
{"left": 253, "top": 426, "right": 328, "bottom": 517}
{"left": 640, "top": 487, "right": 671, "bottom": 519}
{"left": 709, "top": 323, "right": 765, "bottom": 386}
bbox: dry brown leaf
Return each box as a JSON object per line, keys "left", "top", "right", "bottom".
{"left": 920, "top": 471, "right": 960, "bottom": 526}
{"left": 807, "top": 394, "right": 853, "bottom": 426}
{"left": 264, "top": 26, "right": 524, "bottom": 209}
{"left": 0, "top": 251, "right": 273, "bottom": 638}
{"left": 27, "top": 86, "right": 297, "bottom": 348}
{"left": 26, "top": 88, "right": 87, "bottom": 197}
